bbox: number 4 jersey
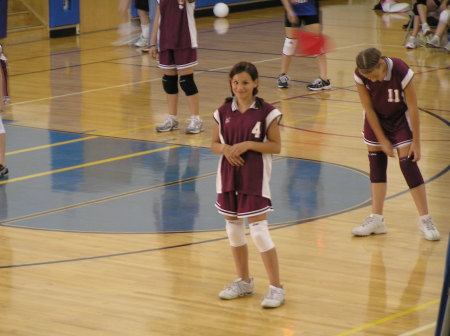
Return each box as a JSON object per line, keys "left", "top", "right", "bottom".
{"left": 213, "top": 100, "right": 282, "bottom": 198}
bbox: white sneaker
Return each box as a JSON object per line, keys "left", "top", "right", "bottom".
{"left": 445, "top": 41, "right": 450, "bottom": 52}
{"left": 219, "top": 278, "right": 254, "bottom": 300}
{"left": 134, "top": 35, "right": 149, "bottom": 48}
{"left": 421, "top": 23, "right": 432, "bottom": 36}
{"left": 155, "top": 117, "right": 179, "bottom": 132}
{"left": 419, "top": 215, "right": 440, "bottom": 241}
{"left": 352, "top": 214, "right": 387, "bottom": 236}
{"left": 261, "top": 285, "right": 285, "bottom": 308}
{"left": 426, "top": 35, "right": 441, "bottom": 48}
{"left": 406, "top": 36, "right": 417, "bottom": 49}
{"left": 185, "top": 117, "right": 204, "bottom": 134}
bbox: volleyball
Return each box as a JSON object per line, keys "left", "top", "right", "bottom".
{"left": 213, "top": 2, "right": 229, "bottom": 18}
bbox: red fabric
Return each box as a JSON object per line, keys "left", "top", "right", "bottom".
{"left": 295, "top": 30, "right": 334, "bottom": 56}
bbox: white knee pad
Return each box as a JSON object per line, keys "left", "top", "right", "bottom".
{"left": 0, "top": 118, "right": 4, "bottom": 134}
{"left": 282, "top": 37, "right": 297, "bottom": 56}
{"left": 249, "top": 220, "right": 275, "bottom": 252}
{"left": 225, "top": 219, "right": 246, "bottom": 247}
{"left": 439, "top": 9, "right": 449, "bottom": 24}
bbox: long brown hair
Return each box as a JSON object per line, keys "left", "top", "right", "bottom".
{"left": 224, "top": 61, "right": 264, "bottom": 108}
{"left": 356, "top": 48, "right": 382, "bottom": 74}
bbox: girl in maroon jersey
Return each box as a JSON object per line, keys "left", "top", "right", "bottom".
{"left": 211, "top": 61, "right": 285, "bottom": 308}
{"left": 149, "top": 0, "right": 203, "bottom": 134}
{"left": 351, "top": 48, "right": 439, "bottom": 241}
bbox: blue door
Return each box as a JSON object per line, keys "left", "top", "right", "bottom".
{"left": 49, "top": 0, "right": 80, "bottom": 28}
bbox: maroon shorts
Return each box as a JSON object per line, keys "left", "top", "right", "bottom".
{"left": 363, "top": 118, "right": 413, "bottom": 148}
{"left": 215, "top": 192, "right": 273, "bottom": 218}
{"left": 158, "top": 48, "right": 198, "bottom": 70}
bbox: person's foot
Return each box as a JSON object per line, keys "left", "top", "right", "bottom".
{"left": 134, "top": 35, "right": 150, "bottom": 47}
{"left": 426, "top": 35, "right": 441, "bottom": 48}
{"left": 277, "top": 74, "right": 290, "bottom": 89}
{"left": 307, "top": 78, "right": 331, "bottom": 91}
{"left": 185, "top": 117, "right": 204, "bottom": 134}
{"left": 421, "top": 23, "right": 432, "bottom": 36}
{"left": 419, "top": 215, "right": 440, "bottom": 241}
{"left": 261, "top": 285, "right": 285, "bottom": 308}
{"left": 219, "top": 278, "right": 254, "bottom": 299}
{"left": 352, "top": 214, "right": 387, "bottom": 236}
{"left": 155, "top": 116, "right": 179, "bottom": 132}
{"left": 406, "top": 36, "right": 417, "bottom": 49}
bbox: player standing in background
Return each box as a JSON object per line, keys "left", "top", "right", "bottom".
{"left": 150, "top": 0, "right": 203, "bottom": 134}
{"left": 351, "top": 48, "right": 440, "bottom": 241}
{"left": 211, "top": 61, "right": 285, "bottom": 308}
{"left": 0, "top": 44, "right": 9, "bottom": 178}
{"left": 278, "top": 0, "right": 331, "bottom": 90}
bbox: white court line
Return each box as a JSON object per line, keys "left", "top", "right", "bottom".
{"left": 398, "top": 322, "right": 436, "bottom": 336}
{"left": 9, "top": 43, "right": 368, "bottom": 107}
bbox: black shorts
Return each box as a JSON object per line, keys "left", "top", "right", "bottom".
{"left": 284, "top": 13, "right": 320, "bottom": 27}
{"left": 135, "top": 0, "right": 149, "bottom": 11}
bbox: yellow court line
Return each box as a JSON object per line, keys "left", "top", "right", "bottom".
{"left": 334, "top": 299, "right": 440, "bottom": 336}
{"left": 6, "top": 111, "right": 213, "bottom": 156}
{"left": 6, "top": 135, "right": 99, "bottom": 155}
{"left": 0, "top": 145, "right": 179, "bottom": 185}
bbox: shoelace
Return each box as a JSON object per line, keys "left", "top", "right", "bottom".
{"left": 266, "top": 287, "right": 282, "bottom": 300}
{"left": 362, "top": 217, "right": 377, "bottom": 227}
{"left": 422, "top": 218, "right": 436, "bottom": 231}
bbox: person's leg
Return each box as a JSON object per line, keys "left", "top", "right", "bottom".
{"left": 396, "top": 146, "right": 428, "bottom": 215}
{"left": 134, "top": 0, "right": 150, "bottom": 47}
{"left": 248, "top": 213, "right": 280, "bottom": 288}
{"left": 352, "top": 146, "right": 388, "bottom": 236}
{"left": 164, "top": 68, "right": 179, "bottom": 117}
{"left": 281, "top": 27, "right": 297, "bottom": 75}
{"left": 135, "top": 9, "right": 150, "bottom": 47}
{"left": 218, "top": 194, "right": 254, "bottom": 300}
{"left": 427, "top": 8, "right": 449, "bottom": 46}
{"left": 225, "top": 215, "right": 250, "bottom": 282}
{"left": 396, "top": 145, "right": 439, "bottom": 240}
{"left": 178, "top": 67, "right": 199, "bottom": 117}
{"left": 247, "top": 212, "right": 284, "bottom": 308}
{"left": 304, "top": 23, "right": 328, "bottom": 81}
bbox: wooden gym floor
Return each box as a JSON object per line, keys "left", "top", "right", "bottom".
{"left": 0, "top": 0, "right": 449, "bottom": 335}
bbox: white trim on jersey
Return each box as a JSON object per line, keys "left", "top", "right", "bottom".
{"left": 265, "top": 109, "right": 282, "bottom": 131}
{"left": 261, "top": 108, "right": 282, "bottom": 199}
{"left": 186, "top": 2, "right": 198, "bottom": 48}
{"left": 214, "top": 109, "right": 225, "bottom": 194}
{"left": 354, "top": 73, "right": 364, "bottom": 85}
{"left": 401, "top": 69, "right": 414, "bottom": 89}
{"left": 384, "top": 57, "right": 393, "bottom": 81}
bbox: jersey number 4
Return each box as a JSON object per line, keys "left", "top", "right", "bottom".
{"left": 251, "top": 121, "right": 261, "bottom": 138}
{"left": 387, "top": 89, "right": 401, "bottom": 103}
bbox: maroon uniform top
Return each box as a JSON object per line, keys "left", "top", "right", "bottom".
{"left": 157, "top": 0, "right": 198, "bottom": 51}
{"left": 213, "top": 99, "right": 282, "bottom": 198}
{"left": 354, "top": 57, "right": 414, "bottom": 134}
